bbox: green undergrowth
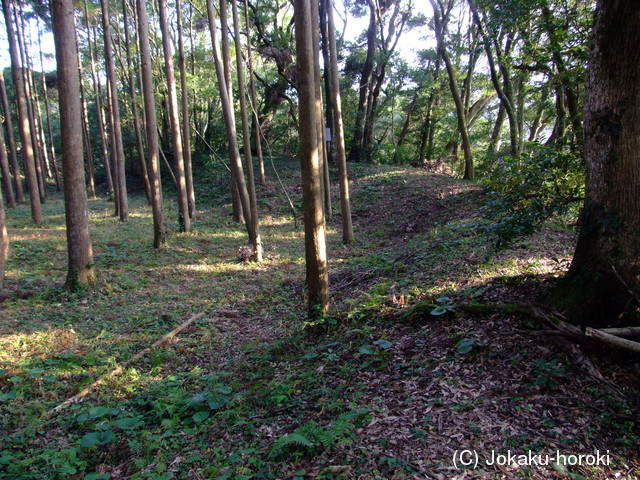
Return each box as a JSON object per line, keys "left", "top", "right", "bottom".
{"left": 0, "top": 159, "right": 637, "bottom": 479}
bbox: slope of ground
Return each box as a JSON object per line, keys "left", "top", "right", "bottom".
{"left": 0, "top": 160, "right": 638, "bottom": 479}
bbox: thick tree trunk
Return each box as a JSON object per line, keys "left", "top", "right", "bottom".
{"left": 101, "top": 0, "right": 128, "bottom": 221}
{"left": 326, "top": 0, "right": 353, "bottom": 243}
{"left": 158, "top": 0, "right": 190, "bottom": 232}
{"left": 136, "top": 0, "right": 166, "bottom": 248}
{"left": 51, "top": 0, "right": 96, "bottom": 290}
{"left": 232, "top": 0, "right": 262, "bottom": 261}
{"left": 1, "top": 0, "right": 41, "bottom": 222}
{"left": 176, "top": 0, "right": 195, "bottom": 219}
{"left": 0, "top": 69, "right": 24, "bottom": 203}
{"left": 293, "top": 0, "right": 330, "bottom": 317}
{"left": 554, "top": 1, "right": 640, "bottom": 326}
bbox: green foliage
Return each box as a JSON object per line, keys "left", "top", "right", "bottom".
{"left": 430, "top": 296, "right": 456, "bottom": 316}
{"left": 455, "top": 338, "right": 484, "bottom": 355}
{"left": 532, "top": 358, "right": 566, "bottom": 389}
{"left": 480, "top": 146, "right": 584, "bottom": 247}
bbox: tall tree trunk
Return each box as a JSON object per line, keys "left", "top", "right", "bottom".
{"left": 15, "top": 8, "right": 47, "bottom": 203}
{"left": 326, "top": 0, "right": 353, "bottom": 243}
{"left": 206, "top": 0, "right": 255, "bottom": 242}
{"left": 219, "top": 0, "right": 242, "bottom": 223}
{"left": 293, "top": 0, "right": 330, "bottom": 317}
{"left": 310, "top": 0, "right": 330, "bottom": 217}
{"left": 79, "top": 73, "right": 97, "bottom": 198}
{"left": 51, "top": 0, "right": 96, "bottom": 290}
{"left": 122, "top": 0, "right": 151, "bottom": 204}
{"left": 393, "top": 91, "right": 418, "bottom": 164}
{"left": 487, "top": 103, "right": 505, "bottom": 156}
{"left": 348, "top": 0, "right": 376, "bottom": 163}
{"left": 232, "top": 0, "right": 262, "bottom": 261}
{"left": 320, "top": 0, "right": 335, "bottom": 167}
{"left": 243, "top": 0, "right": 266, "bottom": 184}
{"left": 83, "top": 0, "right": 114, "bottom": 197}
{"left": 0, "top": 178, "right": 6, "bottom": 288}
{"left": 0, "top": 69, "right": 24, "bottom": 203}
{"left": 175, "top": 0, "right": 195, "bottom": 218}
{"left": 158, "top": 0, "right": 190, "bottom": 232}
{"left": 0, "top": 101, "right": 14, "bottom": 208}
{"left": 554, "top": 1, "right": 640, "bottom": 326}
{"left": 467, "top": 0, "right": 519, "bottom": 156}
{"left": 431, "top": 0, "right": 473, "bottom": 180}
{"left": 1, "top": 0, "right": 41, "bottom": 222}
{"left": 137, "top": 0, "right": 166, "bottom": 248}
{"left": 101, "top": 0, "right": 129, "bottom": 221}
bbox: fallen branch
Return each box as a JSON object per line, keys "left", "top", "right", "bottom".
{"left": 51, "top": 310, "right": 207, "bottom": 414}
{"left": 585, "top": 327, "right": 640, "bottom": 354}
{"left": 600, "top": 326, "right": 640, "bottom": 337}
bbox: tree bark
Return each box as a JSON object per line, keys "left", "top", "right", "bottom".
{"left": 0, "top": 103, "right": 15, "bottom": 208}
{"left": 293, "top": 0, "right": 330, "bottom": 317}
{"left": 348, "top": 0, "right": 377, "bottom": 163}
{"left": 326, "top": 0, "right": 353, "bottom": 243}
{"left": 0, "top": 69, "right": 24, "bottom": 203}
{"left": 100, "top": 0, "right": 128, "bottom": 221}
{"left": 83, "top": 0, "right": 114, "bottom": 198}
{"left": 206, "top": 0, "right": 255, "bottom": 242}
{"left": 431, "top": 0, "right": 473, "bottom": 180}
{"left": 243, "top": 0, "right": 266, "bottom": 184}
{"left": 0, "top": 172, "right": 6, "bottom": 288}
{"left": 158, "top": 0, "right": 190, "bottom": 232}
{"left": 232, "top": 0, "right": 262, "bottom": 261}
{"left": 554, "top": 1, "right": 640, "bottom": 326}
{"left": 1, "top": 0, "right": 41, "bottom": 222}
{"left": 51, "top": 0, "right": 96, "bottom": 290}
{"left": 176, "top": 0, "right": 195, "bottom": 219}
{"left": 122, "top": 0, "right": 151, "bottom": 204}
{"left": 136, "top": 0, "right": 167, "bottom": 248}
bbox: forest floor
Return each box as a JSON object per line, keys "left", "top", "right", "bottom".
{"left": 0, "top": 159, "right": 638, "bottom": 480}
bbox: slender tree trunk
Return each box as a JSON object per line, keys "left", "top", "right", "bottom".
{"left": 431, "top": 0, "right": 473, "bottom": 180}
{"left": 158, "top": 0, "right": 190, "bottom": 232}
{"left": 206, "top": 0, "right": 255, "bottom": 242}
{"left": 393, "top": 91, "right": 418, "bottom": 164}
{"left": 15, "top": 10, "right": 47, "bottom": 203}
{"left": 79, "top": 76, "right": 97, "bottom": 198}
{"left": 310, "top": 0, "right": 330, "bottom": 217}
{"left": 293, "top": 0, "right": 330, "bottom": 317}
{"left": 219, "top": 0, "right": 243, "bottom": 223}
{"left": 37, "top": 17, "right": 61, "bottom": 191}
{"left": 137, "top": 0, "right": 166, "bottom": 248}
{"left": 487, "top": 103, "right": 505, "bottom": 156}
{"left": 467, "top": 0, "right": 519, "bottom": 156}
{"left": 348, "top": 1, "right": 376, "bottom": 163}
{"left": 51, "top": 0, "right": 96, "bottom": 290}
{"left": 0, "top": 69, "right": 24, "bottom": 203}
{"left": 0, "top": 172, "right": 6, "bottom": 288}
{"left": 326, "top": 0, "right": 353, "bottom": 243}
{"left": 83, "top": 0, "right": 114, "bottom": 197}
{"left": 101, "top": 0, "right": 128, "bottom": 221}
{"left": 554, "top": 0, "right": 640, "bottom": 326}
{"left": 232, "top": 0, "right": 262, "bottom": 261}
{"left": 1, "top": 0, "right": 41, "bottom": 222}
{"left": 320, "top": 0, "right": 335, "bottom": 167}
{"left": 0, "top": 102, "right": 14, "bottom": 208}
{"left": 243, "top": 0, "right": 266, "bottom": 184}
{"left": 528, "top": 84, "right": 550, "bottom": 142}
{"left": 175, "top": 0, "right": 195, "bottom": 218}
{"left": 122, "top": 0, "right": 151, "bottom": 204}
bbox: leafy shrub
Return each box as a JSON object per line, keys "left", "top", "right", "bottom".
{"left": 480, "top": 146, "right": 584, "bottom": 247}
